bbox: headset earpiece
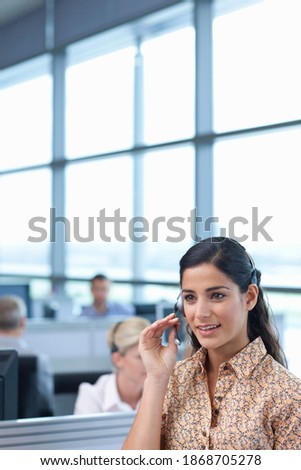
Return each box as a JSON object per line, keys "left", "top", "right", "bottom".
{"left": 227, "top": 238, "right": 258, "bottom": 286}
{"left": 175, "top": 294, "right": 184, "bottom": 315}
{"left": 111, "top": 343, "right": 119, "bottom": 353}
{"left": 250, "top": 268, "right": 257, "bottom": 285}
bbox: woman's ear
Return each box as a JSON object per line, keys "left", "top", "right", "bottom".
{"left": 246, "top": 284, "right": 259, "bottom": 311}
{"left": 111, "top": 351, "right": 123, "bottom": 369}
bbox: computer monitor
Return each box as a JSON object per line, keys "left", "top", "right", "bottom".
{"left": 0, "top": 284, "right": 32, "bottom": 318}
{"left": 134, "top": 304, "right": 157, "bottom": 323}
{"left": 0, "top": 350, "right": 18, "bottom": 421}
{"left": 18, "top": 355, "right": 39, "bottom": 419}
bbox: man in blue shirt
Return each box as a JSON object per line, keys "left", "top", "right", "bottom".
{"left": 80, "top": 274, "right": 134, "bottom": 318}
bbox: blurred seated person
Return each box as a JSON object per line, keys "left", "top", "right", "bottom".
{"left": 74, "top": 316, "right": 150, "bottom": 414}
{"left": 80, "top": 274, "right": 135, "bottom": 318}
{"left": 0, "top": 295, "right": 55, "bottom": 416}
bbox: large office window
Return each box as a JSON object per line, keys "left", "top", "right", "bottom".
{"left": 63, "top": 11, "right": 195, "bottom": 297}
{"left": 0, "top": 169, "right": 51, "bottom": 275}
{"left": 1, "top": 0, "right": 301, "bottom": 375}
{"left": 213, "top": 128, "right": 301, "bottom": 287}
{"left": 66, "top": 46, "right": 135, "bottom": 158}
{"left": 0, "top": 56, "right": 52, "bottom": 171}
{"left": 142, "top": 145, "right": 195, "bottom": 282}
{"left": 213, "top": 0, "right": 301, "bottom": 132}
{"left": 142, "top": 26, "right": 195, "bottom": 145}
{"left": 65, "top": 157, "right": 133, "bottom": 278}
{"left": 0, "top": 57, "right": 52, "bottom": 276}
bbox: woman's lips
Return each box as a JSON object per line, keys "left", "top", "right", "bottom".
{"left": 196, "top": 324, "right": 221, "bottom": 336}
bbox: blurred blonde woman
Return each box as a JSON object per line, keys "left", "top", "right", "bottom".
{"left": 74, "top": 316, "right": 150, "bottom": 414}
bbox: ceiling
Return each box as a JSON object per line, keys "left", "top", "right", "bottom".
{"left": 0, "top": 0, "right": 44, "bottom": 26}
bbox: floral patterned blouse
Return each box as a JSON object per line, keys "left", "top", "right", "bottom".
{"left": 161, "top": 337, "right": 301, "bottom": 450}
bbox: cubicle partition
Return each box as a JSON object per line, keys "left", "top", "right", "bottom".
{"left": 0, "top": 412, "right": 135, "bottom": 449}
{"left": 23, "top": 318, "right": 125, "bottom": 373}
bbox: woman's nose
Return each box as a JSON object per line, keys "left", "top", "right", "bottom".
{"left": 194, "top": 298, "right": 211, "bottom": 319}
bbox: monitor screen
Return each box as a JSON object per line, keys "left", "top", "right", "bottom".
{"left": 0, "top": 350, "right": 18, "bottom": 421}
{"left": 134, "top": 304, "right": 157, "bottom": 323}
{"left": 0, "top": 284, "right": 32, "bottom": 318}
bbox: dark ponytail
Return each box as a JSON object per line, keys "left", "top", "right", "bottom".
{"left": 247, "top": 269, "right": 287, "bottom": 366}
{"left": 180, "top": 237, "right": 287, "bottom": 367}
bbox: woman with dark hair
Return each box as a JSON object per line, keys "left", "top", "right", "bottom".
{"left": 122, "top": 237, "right": 301, "bottom": 450}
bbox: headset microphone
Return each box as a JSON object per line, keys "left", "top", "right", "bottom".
{"left": 173, "top": 294, "right": 184, "bottom": 346}
{"left": 173, "top": 325, "right": 181, "bottom": 346}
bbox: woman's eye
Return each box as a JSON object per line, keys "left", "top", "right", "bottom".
{"left": 184, "top": 294, "right": 195, "bottom": 302}
{"left": 211, "top": 292, "right": 224, "bottom": 300}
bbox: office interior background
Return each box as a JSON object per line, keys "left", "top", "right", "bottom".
{"left": 1, "top": 0, "right": 301, "bottom": 385}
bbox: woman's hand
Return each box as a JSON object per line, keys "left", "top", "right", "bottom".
{"left": 139, "top": 313, "right": 180, "bottom": 380}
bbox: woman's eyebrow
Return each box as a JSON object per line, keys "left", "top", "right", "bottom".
{"left": 182, "top": 286, "right": 230, "bottom": 293}
{"left": 205, "top": 286, "right": 230, "bottom": 292}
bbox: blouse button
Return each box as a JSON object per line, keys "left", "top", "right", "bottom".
{"left": 216, "top": 396, "right": 222, "bottom": 402}
{"left": 223, "top": 365, "right": 228, "bottom": 371}
{"left": 202, "top": 431, "right": 207, "bottom": 437}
